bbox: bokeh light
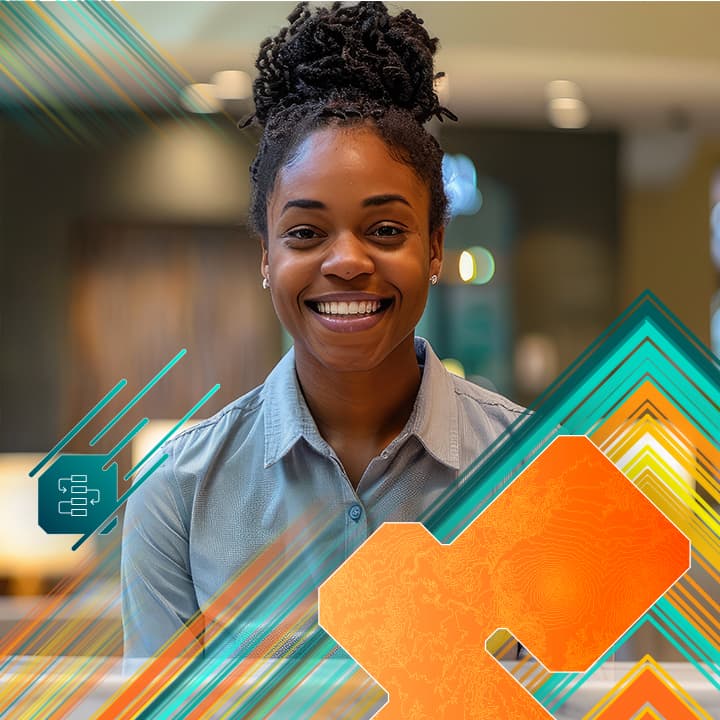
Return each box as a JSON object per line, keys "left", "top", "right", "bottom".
{"left": 441, "top": 358, "right": 466, "bottom": 378}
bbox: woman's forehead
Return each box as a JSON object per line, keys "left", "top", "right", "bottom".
{"left": 271, "top": 126, "right": 430, "bottom": 209}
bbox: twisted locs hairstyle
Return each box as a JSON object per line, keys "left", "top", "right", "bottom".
{"left": 246, "top": 1, "right": 457, "bottom": 241}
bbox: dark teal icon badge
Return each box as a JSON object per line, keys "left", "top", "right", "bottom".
{"left": 38, "top": 455, "right": 118, "bottom": 534}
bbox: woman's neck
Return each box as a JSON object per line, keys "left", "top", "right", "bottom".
{"left": 294, "top": 336, "right": 422, "bottom": 450}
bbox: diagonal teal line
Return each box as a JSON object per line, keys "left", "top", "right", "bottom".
{"left": 102, "top": 417, "right": 149, "bottom": 465}
{"left": 90, "top": 348, "right": 187, "bottom": 446}
{"left": 71, "top": 451, "right": 168, "bottom": 553}
{"left": 0, "top": 10, "right": 87, "bottom": 143}
{"left": 93, "top": 2, "right": 200, "bottom": 101}
{"left": 427, "top": 299, "right": 720, "bottom": 543}
{"left": 3, "top": 3, "right": 86, "bottom": 100}
{"left": 646, "top": 612, "right": 720, "bottom": 692}
{"left": 116, "top": 292, "right": 720, "bottom": 717}
{"left": 123, "top": 382, "right": 221, "bottom": 482}
{"left": 68, "top": 1, "right": 184, "bottom": 119}
{"left": 89, "top": 2, "right": 225, "bottom": 133}
{"left": 540, "top": 611, "right": 652, "bottom": 711}
{"left": 274, "top": 657, "right": 366, "bottom": 720}
{"left": 71, "top": 381, "right": 220, "bottom": 552}
{"left": 29, "top": 379, "right": 127, "bottom": 477}
{"left": 230, "top": 633, "right": 340, "bottom": 720}
{"left": 100, "top": 516, "right": 118, "bottom": 535}
{"left": 2, "top": 589, "right": 118, "bottom": 719}
{"left": 96, "top": 1, "right": 188, "bottom": 83}
{"left": 32, "top": 2, "right": 132, "bottom": 107}
{"left": 114, "top": 452, "right": 169, "bottom": 511}
{"left": 136, "top": 517, "right": 339, "bottom": 717}
{"left": 4, "top": 0, "right": 135, "bottom": 139}
{"left": 84, "top": 3, "right": 187, "bottom": 107}
{"left": 25, "top": 613, "right": 116, "bottom": 720}
{"left": 652, "top": 599, "right": 720, "bottom": 674}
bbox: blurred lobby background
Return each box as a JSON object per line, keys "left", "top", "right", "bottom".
{"left": 1, "top": 2, "right": 719, "bottom": 659}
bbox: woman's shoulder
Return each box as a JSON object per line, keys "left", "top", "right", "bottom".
{"left": 163, "top": 382, "right": 267, "bottom": 466}
{"left": 418, "top": 337, "right": 526, "bottom": 428}
{"left": 448, "top": 375, "right": 528, "bottom": 466}
{"left": 450, "top": 374, "right": 526, "bottom": 422}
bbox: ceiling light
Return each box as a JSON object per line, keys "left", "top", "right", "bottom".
{"left": 545, "top": 79, "right": 582, "bottom": 101}
{"left": 548, "top": 97, "right": 589, "bottom": 129}
{"left": 180, "top": 83, "right": 222, "bottom": 114}
{"left": 212, "top": 70, "right": 252, "bottom": 100}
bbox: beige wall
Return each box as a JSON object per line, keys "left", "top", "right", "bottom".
{"left": 622, "top": 138, "right": 720, "bottom": 344}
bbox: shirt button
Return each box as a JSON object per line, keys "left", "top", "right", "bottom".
{"left": 380, "top": 450, "right": 389, "bottom": 459}
{"left": 348, "top": 503, "right": 363, "bottom": 522}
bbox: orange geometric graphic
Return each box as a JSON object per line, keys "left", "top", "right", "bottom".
{"left": 584, "top": 655, "right": 712, "bottom": 720}
{"left": 634, "top": 710, "right": 663, "bottom": 720}
{"left": 319, "top": 436, "right": 690, "bottom": 719}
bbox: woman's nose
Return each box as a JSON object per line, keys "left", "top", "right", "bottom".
{"left": 320, "top": 232, "right": 375, "bottom": 280}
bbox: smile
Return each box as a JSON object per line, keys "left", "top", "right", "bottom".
{"left": 305, "top": 298, "right": 394, "bottom": 333}
{"left": 309, "top": 299, "right": 391, "bottom": 316}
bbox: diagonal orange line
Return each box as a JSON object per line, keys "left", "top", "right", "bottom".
{"left": 594, "top": 666, "right": 705, "bottom": 720}
{"left": 0, "top": 7, "right": 81, "bottom": 142}
{"left": 180, "top": 601, "right": 317, "bottom": 720}
{"left": 683, "top": 573, "right": 720, "bottom": 619}
{"left": 693, "top": 551, "right": 720, "bottom": 589}
{"left": 0, "top": 541, "right": 115, "bottom": 663}
{"left": 25, "top": 2, "right": 158, "bottom": 129}
{"left": 95, "top": 508, "right": 325, "bottom": 720}
{"left": 666, "top": 586, "right": 720, "bottom": 649}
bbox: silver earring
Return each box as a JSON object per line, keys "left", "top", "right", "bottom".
{"left": 430, "top": 274, "right": 439, "bottom": 285}
{"left": 262, "top": 277, "right": 270, "bottom": 290}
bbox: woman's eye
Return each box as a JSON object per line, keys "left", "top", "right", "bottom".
{"left": 283, "top": 227, "right": 325, "bottom": 246}
{"left": 287, "top": 227, "right": 318, "bottom": 240}
{"left": 371, "top": 225, "right": 405, "bottom": 239}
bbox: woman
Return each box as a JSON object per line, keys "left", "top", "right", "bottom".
{"left": 122, "top": 1, "right": 524, "bottom": 658}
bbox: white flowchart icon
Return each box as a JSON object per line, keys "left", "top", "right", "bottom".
{"left": 57, "top": 474, "right": 101, "bottom": 517}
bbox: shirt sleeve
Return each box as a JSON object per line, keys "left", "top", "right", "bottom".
{"left": 120, "top": 442, "right": 202, "bottom": 658}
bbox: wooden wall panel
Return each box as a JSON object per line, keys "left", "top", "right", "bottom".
{"left": 64, "top": 223, "right": 281, "bottom": 456}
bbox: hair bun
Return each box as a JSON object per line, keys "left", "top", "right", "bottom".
{"left": 253, "top": 1, "right": 452, "bottom": 125}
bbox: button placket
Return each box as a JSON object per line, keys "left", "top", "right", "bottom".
{"left": 345, "top": 501, "right": 369, "bottom": 558}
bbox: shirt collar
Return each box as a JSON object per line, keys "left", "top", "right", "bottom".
{"left": 262, "top": 337, "right": 460, "bottom": 471}
{"left": 404, "top": 337, "right": 460, "bottom": 470}
{"left": 262, "top": 346, "right": 328, "bottom": 468}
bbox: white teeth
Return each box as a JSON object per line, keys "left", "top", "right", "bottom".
{"left": 314, "top": 300, "right": 382, "bottom": 316}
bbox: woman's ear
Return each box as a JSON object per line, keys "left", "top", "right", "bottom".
{"left": 260, "top": 239, "right": 269, "bottom": 284}
{"left": 430, "top": 227, "right": 444, "bottom": 279}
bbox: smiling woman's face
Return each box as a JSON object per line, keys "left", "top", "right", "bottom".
{"left": 262, "top": 125, "right": 443, "bottom": 373}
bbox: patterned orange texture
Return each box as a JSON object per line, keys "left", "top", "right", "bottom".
{"left": 318, "top": 436, "right": 690, "bottom": 719}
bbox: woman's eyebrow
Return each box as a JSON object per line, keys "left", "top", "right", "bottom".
{"left": 280, "top": 198, "right": 325, "bottom": 215}
{"left": 281, "top": 195, "right": 412, "bottom": 215}
{"left": 362, "top": 194, "right": 411, "bottom": 208}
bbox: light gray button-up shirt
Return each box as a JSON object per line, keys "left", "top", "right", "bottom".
{"left": 121, "top": 338, "right": 524, "bottom": 657}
